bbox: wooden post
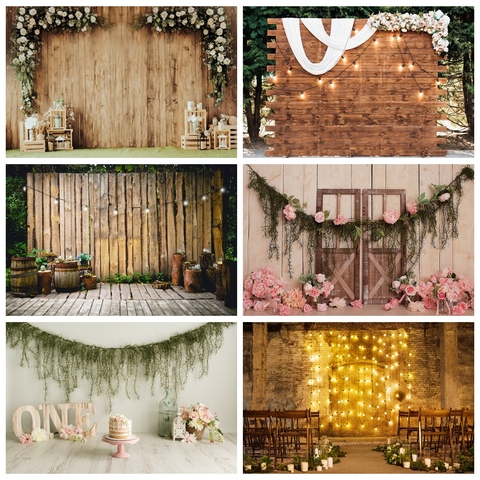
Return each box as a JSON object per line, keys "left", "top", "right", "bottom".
{"left": 212, "top": 171, "right": 224, "bottom": 260}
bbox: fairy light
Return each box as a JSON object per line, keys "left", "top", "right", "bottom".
{"left": 300, "top": 91, "right": 305, "bottom": 99}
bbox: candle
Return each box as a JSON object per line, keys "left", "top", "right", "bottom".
{"left": 287, "top": 464, "right": 294, "bottom": 473}
{"left": 317, "top": 466, "right": 322, "bottom": 471}
{"left": 261, "top": 462, "right": 266, "bottom": 471}
{"left": 403, "top": 461, "right": 411, "bottom": 469}
{"left": 399, "top": 447, "right": 405, "bottom": 455}
{"left": 301, "top": 462, "right": 309, "bottom": 472}
{"left": 244, "top": 465, "right": 251, "bottom": 471}
{"left": 412, "top": 454, "right": 418, "bottom": 461}
{"left": 424, "top": 458, "right": 431, "bottom": 467}
{"left": 321, "top": 459, "right": 328, "bottom": 470}
{"left": 197, "top": 102, "right": 202, "bottom": 110}
{"left": 315, "top": 447, "right": 319, "bottom": 456}
{"left": 188, "top": 101, "right": 195, "bottom": 111}
{"left": 328, "top": 457, "right": 333, "bottom": 468}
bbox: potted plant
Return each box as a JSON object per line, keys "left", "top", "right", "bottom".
{"left": 77, "top": 253, "right": 92, "bottom": 266}
{"left": 81, "top": 272, "right": 97, "bottom": 290}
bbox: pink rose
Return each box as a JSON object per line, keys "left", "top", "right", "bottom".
{"left": 350, "top": 299, "right": 363, "bottom": 308}
{"left": 314, "top": 211, "right": 325, "bottom": 223}
{"left": 243, "top": 299, "right": 254, "bottom": 311}
{"left": 383, "top": 208, "right": 400, "bottom": 224}
{"left": 283, "top": 204, "right": 296, "bottom": 221}
{"left": 279, "top": 304, "right": 290, "bottom": 316}
{"left": 254, "top": 300, "right": 267, "bottom": 311}
{"left": 423, "top": 296, "right": 437, "bottom": 310}
{"left": 303, "top": 303, "right": 313, "bottom": 313}
{"left": 317, "top": 303, "right": 328, "bottom": 312}
{"left": 303, "top": 282, "right": 313, "bottom": 295}
{"left": 322, "top": 281, "right": 334, "bottom": 297}
{"left": 452, "top": 304, "right": 467, "bottom": 315}
{"left": 309, "top": 286, "right": 321, "bottom": 299}
{"left": 315, "top": 273, "right": 325, "bottom": 283}
{"left": 252, "top": 282, "right": 268, "bottom": 299}
{"left": 404, "top": 284, "right": 418, "bottom": 296}
{"left": 406, "top": 200, "right": 418, "bottom": 215}
{"left": 439, "top": 192, "right": 450, "bottom": 202}
{"left": 384, "top": 302, "right": 393, "bottom": 311}
{"left": 333, "top": 214, "right": 348, "bottom": 225}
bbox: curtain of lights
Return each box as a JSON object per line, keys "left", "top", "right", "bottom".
{"left": 306, "top": 328, "right": 413, "bottom": 435}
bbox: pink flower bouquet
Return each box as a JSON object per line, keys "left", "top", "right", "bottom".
{"left": 180, "top": 403, "right": 224, "bottom": 442}
{"left": 243, "top": 266, "right": 287, "bottom": 312}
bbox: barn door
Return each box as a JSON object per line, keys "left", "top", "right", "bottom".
{"left": 362, "top": 189, "right": 406, "bottom": 304}
{"left": 315, "top": 189, "right": 361, "bottom": 302}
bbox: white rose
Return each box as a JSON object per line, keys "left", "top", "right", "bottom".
{"left": 84, "top": 7, "right": 90, "bottom": 14}
{"left": 20, "top": 28, "right": 27, "bottom": 35}
{"left": 19, "top": 8, "right": 25, "bottom": 15}
{"left": 203, "top": 29, "right": 209, "bottom": 35}
{"left": 153, "top": 7, "right": 159, "bottom": 14}
{"left": 75, "top": 11, "right": 83, "bottom": 20}
{"left": 16, "top": 22, "right": 23, "bottom": 29}
{"left": 161, "top": 11, "right": 168, "bottom": 20}
{"left": 206, "top": 9, "right": 214, "bottom": 16}
{"left": 90, "top": 16, "right": 96, "bottom": 23}
{"left": 147, "top": 16, "right": 153, "bottom": 23}
{"left": 217, "top": 66, "right": 222, "bottom": 72}
{"left": 217, "top": 8, "right": 224, "bottom": 15}
{"left": 35, "top": 29, "right": 40, "bottom": 35}
{"left": 216, "top": 28, "right": 223, "bottom": 35}
{"left": 188, "top": 7, "right": 195, "bottom": 14}
{"left": 29, "top": 9, "right": 37, "bottom": 16}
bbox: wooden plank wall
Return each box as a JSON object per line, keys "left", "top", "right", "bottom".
{"left": 27, "top": 172, "right": 220, "bottom": 280}
{"left": 243, "top": 165, "right": 474, "bottom": 294}
{"left": 265, "top": 19, "right": 447, "bottom": 157}
{"left": 6, "top": 7, "right": 237, "bottom": 149}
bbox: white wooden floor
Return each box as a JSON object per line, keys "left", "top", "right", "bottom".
{"left": 6, "top": 432, "right": 237, "bottom": 474}
{"left": 6, "top": 284, "right": 237, "bottom": 316}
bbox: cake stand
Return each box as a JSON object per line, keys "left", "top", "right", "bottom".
{"left": 102, "top": 435, "right": 140, "bottom": 458}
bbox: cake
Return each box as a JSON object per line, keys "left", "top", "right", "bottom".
{"left": 109, "top": 414, "right": 132, "bottom": 440}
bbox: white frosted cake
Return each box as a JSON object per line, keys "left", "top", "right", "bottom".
{"left": 109, "top": 414, "right": 132, "bottom": 440}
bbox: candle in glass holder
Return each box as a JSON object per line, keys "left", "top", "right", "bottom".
{"left": 424, "top": 458, "right": 431, "bottom": 467}
{"left": 328, "top": 457, "right": 333, "bottom": 468}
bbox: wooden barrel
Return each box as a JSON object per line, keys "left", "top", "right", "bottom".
{"left": 38, "top": 270, "right": 52, "bottom": 295}
{"left": 54, "top": 262, "right": 79, "bottom": 292}
{"left": 171, "top": 253, "right": 186, "bottom": 286}
{"left": 184, "top": 268, "right": 202, "bottom": 293}
{"left": 10, "top": 257, "right": 38, "bottom": 297}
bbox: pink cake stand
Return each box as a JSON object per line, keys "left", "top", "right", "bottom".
{"left": 102, "top": 435, "right": 140, "bottom": 458}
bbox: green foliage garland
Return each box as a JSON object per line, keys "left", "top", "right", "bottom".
{"left": 247, "top": 165, "right": 474, "bottom": 278}
{"left": 6, "top": 322, "right": 233, "bottom": 411}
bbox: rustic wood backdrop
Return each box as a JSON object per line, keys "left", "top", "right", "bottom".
{"left": 27, "top": 172, "right": 225, "bottom": 280}
{"left": 265, "top": 19, "right": 446, "bottom": 157}
{"left": 6, "top": 6, "right": 237, "bottom": 149}
{"left": 243, "top": 164, "right": 474, "bottom": 301}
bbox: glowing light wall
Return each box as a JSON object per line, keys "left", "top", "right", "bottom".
{"left": 306, "top": 329, "right": 413, "bottom": 436}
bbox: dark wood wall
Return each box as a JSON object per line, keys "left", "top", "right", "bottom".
{"left": 265, "top": 19, "right": 446, "bottom": 157}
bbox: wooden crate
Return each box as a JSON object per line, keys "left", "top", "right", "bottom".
{"left": 184, "top": 109, "right": 207, "bottom": 136}
{"left": 212, "top": 126, "right": 237, "bottom": 149}
{"left": 46, "top": 129, "right": 74, "bottom": 151}
{"left": 181, "top": 133, "right": 211, "bottom": 150}
{"left": 19, "top": 121, "right": 45, "bottom": 152}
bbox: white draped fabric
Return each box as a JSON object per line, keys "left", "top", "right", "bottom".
{"left": 282, "top": 18, "right": 377, "bottom": 75}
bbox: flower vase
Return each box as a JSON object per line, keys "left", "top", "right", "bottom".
{"left": 186, "top": 425, "right": 205, "bottom": 441}
{"left": 437, "top": 299, "right": 451, "bottom": 315}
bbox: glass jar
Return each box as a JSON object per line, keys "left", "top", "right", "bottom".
{"left": 158, "top": 389, "right": 177, "bottom": 437}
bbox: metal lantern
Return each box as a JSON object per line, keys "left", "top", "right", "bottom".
{"left": 198, "top": 130, "right": 208, "bottom": 150}
{"left": 172, "top": 411, "right": 186, "bottom": 441}
{"left": 158, "top": 389, "right": 177, "bottom": 438}
{"left": 218, "top": 133, "right": 228, "bottom": 149}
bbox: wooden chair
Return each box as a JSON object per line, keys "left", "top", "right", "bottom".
{"left": 407, "top": 410, "right": 419, "bottom": 444}
{"left": 449, "top": 408, "right": 463, "bottom": 451}
{"left": 459, "top": 409, "right": 474, "bottom": 454}
{"left": 309, "top": 410, "right": 321, "bottom": 446}
{"left": 397, "top": 411, "right": 410, "bottom": 440}
{"left": 274, "top": 410, "right": 311, "bottom": 465}
{"left": 418, "top": 408, "right": 451, "bottom": 457}
{"left": 243, "top": 410, "right": 274, "bottom": 458}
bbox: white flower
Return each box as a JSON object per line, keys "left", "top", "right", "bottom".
{"left": 90, "top": 16, "right": 96, "bottom": 23}
{"left": 224, "top": 58, "right": 231, "bottom": 65}
{"left": 16, "top": 22, "right": 23, "bottom": 29}
{"left": 20, "top": 28, "right": 27, "bottom": 36}
{"left": 161, "top": 11, "right": 168, "bottom": 20}
{"left": 329, "top": 297, "right": 347, "bottom": 308}
{"left": 32, "top": 428, "right": 49, "bottom": 442}
{"left": 217, "top": 66, "right": 223, "bottom": 72}
{"left": 217, "top": 8, "right": 224, "bottom": 15}
{"left": 188, "top": 7, "right": 195, "bottom": 14}
{"left": 203, "top": 29, "right": 209, "bottom": 35}
{"left": 216, "top": 28, "right": 223, "bottom": 35}
{"left": 206, "top": 9, "right": 214, "bottom": 16}
{"left": 19, "top": 8, "right": 25, "bottom": 15}
{"left": 29, "top": 9, "right": 37, "bottom": 16}
{"left": 153, "top": 7, "right": 159, "bottom": 14}
{"left": 75, "top": 11, "right": 83, "bottom": 20}
{"left": 220, "top": 22, "right": 227, "bottom": 29}
{"left": 34, "top": 29, "right": 40, "bottom": 35}
{"left": 84, "top": 7, "right": 90, "bottom": 14}
{"left": 147, "top": 16, "right": 153, "bottom": 23}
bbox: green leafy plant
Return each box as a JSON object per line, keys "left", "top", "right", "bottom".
{"left": 6, "top": 322, "right": 233, "bottom": 411}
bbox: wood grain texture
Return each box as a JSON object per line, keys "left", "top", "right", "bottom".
{"left": 266, "top": 19, "right": 446, "bottom": 157}
{"left": 26, "top": 173, "right": 224, "bottom": 279}
{"left": 6, "top": 432, "right": 237, "bottom": 474}
{"left": 5, "top": 7, "right": 237, "bottom": 149}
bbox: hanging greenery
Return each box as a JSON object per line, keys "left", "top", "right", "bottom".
{"left": 247, "top": 165, "right": 474, "bottom": 278}
{"left": 6, "top": 322, "right": 234, "bottom": 411}
{"left": 9, "top": 7, "right": 110, "bottom": 114}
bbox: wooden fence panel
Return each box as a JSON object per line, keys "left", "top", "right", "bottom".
{"left": 265, "top": 18, "right": 446, "bottom": 157}
{"left": 26, "top": 172, "right": 222, "bottom": 280}
{"left": 6, "top": 7, "right": 237, "bottom": 149}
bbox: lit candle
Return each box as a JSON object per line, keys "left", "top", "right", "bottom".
{"left": 316, "top": 466, "right": 322, "bottom": 471}
{"left": 328, "top": 457, "right": 333, "bottom": 468}
{"left": 321, "top": 459, "right": 328, "bottom": 470}
{"left": 261, "top": 462, "right": 266, "bottom": 471}
{"left": 287, "top": 464, "right": 294, "bottom": 473}
{"left": 424, "top": 458, "right": 431, "bottom": 467}
{"left": 412, "top": 454, "right": 417, "bottom": 461}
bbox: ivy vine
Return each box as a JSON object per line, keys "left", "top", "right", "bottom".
{"left": 247, "top": 165, "right": 474, "bottom": 278}
{"left": 6, "top": 322, "right": 234, "bottom": 411}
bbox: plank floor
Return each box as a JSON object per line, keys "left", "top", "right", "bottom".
{"left": 6, "top": 285, "right": 237, "bottom": 316}
{"left": 5, "top": 432, "right": 237, "bottom": 474}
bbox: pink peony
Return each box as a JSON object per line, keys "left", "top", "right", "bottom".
{"left": 452, "top": 304, "right": 467, "bottom": 315}
{"left": 279, "top": 304, "right": 291, "bottom": 316}
{"left": 243, "top": 299, "right": 254, "bottom": 311}
{"left": 314, "top": 211, "right": 325, "bottom": 223}
{"left": 251, "top": 282, "right": 268, "bottom": 299}
{"left": 350, "top": 299, "right": 363, "bottom": 308}
{"left": 383, "top": 208, "right": 400, "bottom": 224}
{"left": 254, "top": 300, "right": 268, "bottom": 312}
{"left": 333, "top": 214, "right": 348, "bottom": 225}
{"left": 406, "top": 199, "right": 418, "bottom": 215}
{"left": 309, "top": 286, "right": 321, "bottom": 299}
{"left": 322, "top": 281, "right": 334, "bottom": 297}
{"left": 315, "top": 273, "right": 326, "bottom": 283}
{"left": 317, "top": 303, "right": 328, "bottom": 312}
{"left": 303, "top": 303, "right": 313, "bottom": 313}
{"left": 439, "top": 192, "right": 450, "bottom": 202}
{"left": 423, "top": 296, "right": 437, "bottom": 310}
{"left": 283, "top": 204, "right": 296, "bottom": 221}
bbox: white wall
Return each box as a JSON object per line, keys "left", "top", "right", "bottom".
{"left": 6, "top": 322, "right": 237, "bottom": 435}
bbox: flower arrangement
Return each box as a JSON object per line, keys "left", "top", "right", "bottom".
{"left": 133, "top": 7, "right": 235, "bottom": 106}
{"left": 10, "top": 7, "right": 109, "bottom": 114}
{"left": 243, "top": 266, "right": 287, "bottom": 311}
{"left": 418, "top": 268, "right": 473, "bottom": 315}
{"left": 77, "top": 252, "right": 92, "bottom": 263}
{"left": 59, "top": 424, "right": 86, "bottom": 442}
{"left": 282, "top": 288, "right": 307, "bottom": 309}
{"left": 180, "top": 403, "right": 224, "bottom": 442}
{"left": 368, "top": 10, "right": 449, "bottom": 53}
{"left": 19, "top": 427, "right": 49, "bottom": 444}
{"left": 299, "top": 272, "right": 334, "bottom": 304}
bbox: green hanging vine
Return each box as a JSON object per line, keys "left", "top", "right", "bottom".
{"left": 6, "top": 322, "right": 234, "bottom": 411}
{"left": 247, "top": 165, "right": 474, "bottom": 278}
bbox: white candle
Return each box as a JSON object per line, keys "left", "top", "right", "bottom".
{"left": 287, "top": 464, "right": 294, "bottom": 472}
{"left": 261, "top": 462, "right": 266, "bottom": 471}
{"left": 424, "top": 458, "right": 431, "bottom": 467}
{"left": 188, "top": 101, "right": 195, "bottom": 111}
{"left": 301, "top": 462, "right": 309, "bottom": 472}
{"left": 412, "top": 454, "right": 418, "bottom": 461}
{"left": 403, "top": 461, "right": 411, "bottom": 469}
{"left": 321, "top": 459, "right": 328, "bottom": 470}
{"left": 315, "top": 447, "right": 319, "bottom": 456}
{"left": 197, "top": 102, "right": 203, "bottom": 110}
{"left": 399, "top": 447, "right": 405, "bottom": 455}
{"left": 328, "top": 457, "right": 333, "bottom": 468}
{"left": 317, "top": 465, "right": 322, "bottom": 471}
